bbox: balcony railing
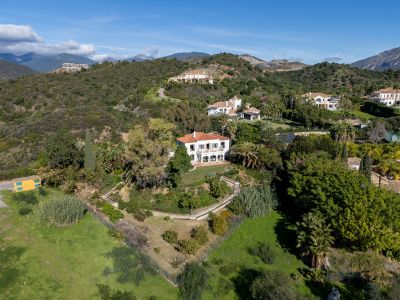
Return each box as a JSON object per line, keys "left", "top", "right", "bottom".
{"left": 196, "top": 148, "right": 225, "bottom": 154}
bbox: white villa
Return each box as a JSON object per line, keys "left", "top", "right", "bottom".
{"left": 207, "top": 96, "right": 261, "bottom": 120}
{"left": 56, "top": 62, "right": 89, "bottom": 73}
{"left": 303, "top": 92, "right": 340, "bottom": 111}
{"left": 371, "top": 88, "right": 400, "bottom": 106}
{"left": 169, "top": 69, "right": 214, "bottom": 84}
{"left": 176, "top": 132, "right": 230, "bottom": 165}
{"left": 207, "top": 96, "right": 242, "bottom": 117}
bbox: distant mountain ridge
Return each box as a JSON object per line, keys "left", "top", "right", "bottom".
{"left": 163, "top": 52, "right": 210, "bottom": 62}
{"left": 352, "top": 47, "right": 400, "bottom": 71}
{"left": 0, "top": 53, "right": 95, "bottom": 72}
{"left": 239, "top": 54, "right": 307, "bottom": 72}
{"left": 0, "top": 60, "right": 36, "bottom": 80}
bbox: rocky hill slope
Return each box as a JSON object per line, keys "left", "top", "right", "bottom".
{"left": 352, "top": 47, "right": 400, "bottom": 71}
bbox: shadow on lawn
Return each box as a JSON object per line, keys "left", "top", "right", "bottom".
{"left": 232, "top": 268, "right": 262, "bottom": 300}
{"left": 0, "top": 244, "right": 26, "bottom": 291}
{"left": 274, "top": 216, "right": 298, "bottom": 255}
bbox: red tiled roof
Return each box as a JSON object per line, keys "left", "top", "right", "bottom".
{"left": 374, "top": 88, "right": 400, "bottom": 94}
{"left": 177, "top": 132, "right": 229, "bottom": 143}
{"left": 243, "top": 107, "right": 261, "bottom": 114}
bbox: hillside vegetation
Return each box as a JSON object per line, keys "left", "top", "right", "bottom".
{"left": 1, "top": 53, "right": 399, "bottom": 178}
{"left": 0, "top": 60, "right": 36, "bottom": 80}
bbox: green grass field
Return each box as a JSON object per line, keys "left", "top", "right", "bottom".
{"left": 181, "top": 165, "right": 231, "bottom": 187}
{"left": 202, "top": 211, "right": 318, "bottom": 299}
{"left": 0, "top": 191, "right": 178, "bottom": 300}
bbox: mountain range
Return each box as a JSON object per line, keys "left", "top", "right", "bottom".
{"left": 0, "top": 53, "right": 95, "bottom": 72}
{"left": 351, "top": 47, "right": 400, "bottom": 71}
{"left": 0, "top": 60, "right": 36, "bottom": 80}
{"left": 239, "top": 54, "right": 307, "bottom": 72}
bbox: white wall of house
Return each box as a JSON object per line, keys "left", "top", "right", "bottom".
{"left": 372, "top": 92, "right": 400, "bottom": 106}
{"left": 178, "top": 139, "right": 230, "bottom": 164}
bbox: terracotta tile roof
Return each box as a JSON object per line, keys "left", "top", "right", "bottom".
{"left": 374, "top": 88, "right": 400, "bottom": 94}
{"left": 243, "top": 107, "right": 261, "bottom": 114}
{"left": 303, "top": 92, "right": 332, "bottom": 98}
{"left": 207, "top": 101, "right": 235, "bottom": 109}
{"left": 177, "top": 132, "right": 229, "bottom": 143}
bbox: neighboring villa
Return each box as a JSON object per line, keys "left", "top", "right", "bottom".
{"left": 176, "top": 132, "right": 230, "bottom": 165}
{"left": 207, "top": 96, "right": 261, "bottom": 120}
{"left": 303, "top": 92, "right": 340, "bottom": 111}
{"left": 207, "top": 95, "right": 242, "bottom": 117}
{"left": 169, "top": 69, "right": 214, "bottom": 84}
{"left": 370, "top": 88, "right": 400, "bottom": 107}
{"left": 55, "top": 62, "right": 89, "bottom": 73}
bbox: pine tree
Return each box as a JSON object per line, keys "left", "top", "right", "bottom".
{"left": 166, "top": 145, "right": 192, "bottom": 188}
{"left": 341, "top": 143, "right": 348, "bottom": 163}
{"left": 359, "top": 153, "right": 371, "bottom": 183}
{"left": 84, "top": 129, "right": 96, "bottom": 171}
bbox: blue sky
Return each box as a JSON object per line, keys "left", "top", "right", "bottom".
{"left": 1, "top": 0, "right": 399, "bottom": 63}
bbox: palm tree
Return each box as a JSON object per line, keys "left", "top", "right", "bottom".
{"left": 229, "top": 142, "right": 259, "bottom": 169}
{"left": 296, "top": 212, "right": 334, "bottom": 269}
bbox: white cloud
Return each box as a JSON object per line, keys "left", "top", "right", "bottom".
{"left": 0, "top": 24, "right": 42, "bottom": 42}
{"left": 0, "top": 24, "right": 95, "bottom": 56}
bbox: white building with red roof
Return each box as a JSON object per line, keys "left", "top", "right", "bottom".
{"left": 176, "top": 132, "right": 230, "bottom": 165}
{"left": 371, "top": 88, "right": 400, "bottom": 106}
{"left": 303, "top": 92, "right": 340, "bottom": 111}
{"left": 207, "top": 95, "right": 242, "bottom": 117}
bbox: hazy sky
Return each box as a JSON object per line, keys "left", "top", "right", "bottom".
{"left": 1, "top": 0, "right": 399, "bottom": 63}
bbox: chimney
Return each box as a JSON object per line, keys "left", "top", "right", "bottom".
{"left": 193, "top": 131, "right": 196, "bottom": 137}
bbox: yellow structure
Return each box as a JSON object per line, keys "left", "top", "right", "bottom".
{"left": 13, "top": 177, "right": 41, "bottom": 192}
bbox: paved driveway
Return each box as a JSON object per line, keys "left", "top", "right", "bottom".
{"left": 0, "top": 181, "right": 12, "bottom": 208}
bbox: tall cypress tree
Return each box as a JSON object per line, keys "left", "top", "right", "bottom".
{"left": 84, "top": 129, "right": 96, "bottom": 171}
{"left": 341, "top": 143, "right": 348, "bottom": 163}
{"left": 359, "top": 153, "right": 371, "bottom": 183}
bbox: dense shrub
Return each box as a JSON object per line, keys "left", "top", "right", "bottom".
{"left": 249, "top": 243, "right": 276, "bottom": 264}
{"left": 18, "top": 206, "right": 32, "bottom": 215}
{"left": 209, "top": 213, "right": 229, "bottom": 235}
{"left": 229, "top": 185, "right": 277, "bottom": 218}
{"left": 176, "top": 239, "right": 200, "bottom": 255}
{"left": 207, "top": 176, "right": 231, "bottom": 198}
{"left": 177, "top": 262, "right": 209, "bottom": 300}
{"left": 35, "top": 195, "right": 85, "bottom": 226}
{"left": 191, "top": 226, "right": 209, "bottom": 245}
{"left": 250, "top": 270, "right": 298, "bottom": 300}
{"left": 362, "top": 101, "right": 399, "bottom": 118}
{"left": 162, "top": 230, "right": 178, "bottom": 244}
{"left": 12, "top": 191, "right": 38, "bottom": 205}
{"left": 97, "top": 284, "right": 137, "bottom": 300}
{"left": 101, "top": 203, "right": 124, "bottom": 223}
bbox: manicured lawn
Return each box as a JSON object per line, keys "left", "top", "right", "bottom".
{"left": 0, "top": 191, "right": 178, "bottom": 300}
{"left": 181, "top": 165, "right": 231, "bottom": 187}
{"left": 202, "top": 211, "right": 318, "bottom": 299}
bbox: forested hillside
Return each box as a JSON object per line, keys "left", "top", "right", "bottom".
{"left": 0, "top": 60, "right": 36, "bottom": 80}
{"left": 1, "top": 53, "right": 400, "bottom": 178}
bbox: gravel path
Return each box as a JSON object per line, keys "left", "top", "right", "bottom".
{"left": 0, "top": 195, "right": 7, "bottom": 208}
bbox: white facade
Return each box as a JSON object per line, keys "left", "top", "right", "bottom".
{"left": 371, "top": 88, "right": 400, "bottom": 106}
{"left": 177, "top": 132, "right": 230, "bottom": 165}
{"left": 169, "top": 70, "right": 214, "bottom": 84}
{"left": 303, "top": 92, "right": 340, "bottom": 111}
{"left": 207, "top": 96, "right": 242, "bottom": 116}
{"left": 61, "top": 62, "right": 89, "bottom": 72}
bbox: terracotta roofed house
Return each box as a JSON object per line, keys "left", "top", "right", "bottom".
{"left": 371, "top": 88, "right": 400, "bottom": 106}
{"left": 303, "top": 92, "right": 340, "bottom": 111}
{"left": 169, "top": 69, "right": 214, "bottom": 84}
{"left": 176, "top": 132, "right": 230, "bottom": 165}
{"left": 207, "top": 95, "right": 242, "bottom": 117}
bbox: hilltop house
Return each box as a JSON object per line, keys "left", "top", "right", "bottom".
{"left": 240, "top": 107, "right": 261, "bottom": 120}
{"left": 370, "top": 88, "right": 400, "bottom": 106}
{"left": 169, "top": 69, "right": 214, "bottom": 84}
{"left": 207, "top": 96, "right": 261, "bottom": 120}
{"left": 55, "top": 62, "right": 89, "bottom": 73}
{"left": 207, "top": 96, "right": 242, "bottom": 117}
{"left": 303, "top": 92, "right": 340, "bottom": 111}
{"left": 176, "top": 132, "right": 230, "bottom": 165}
